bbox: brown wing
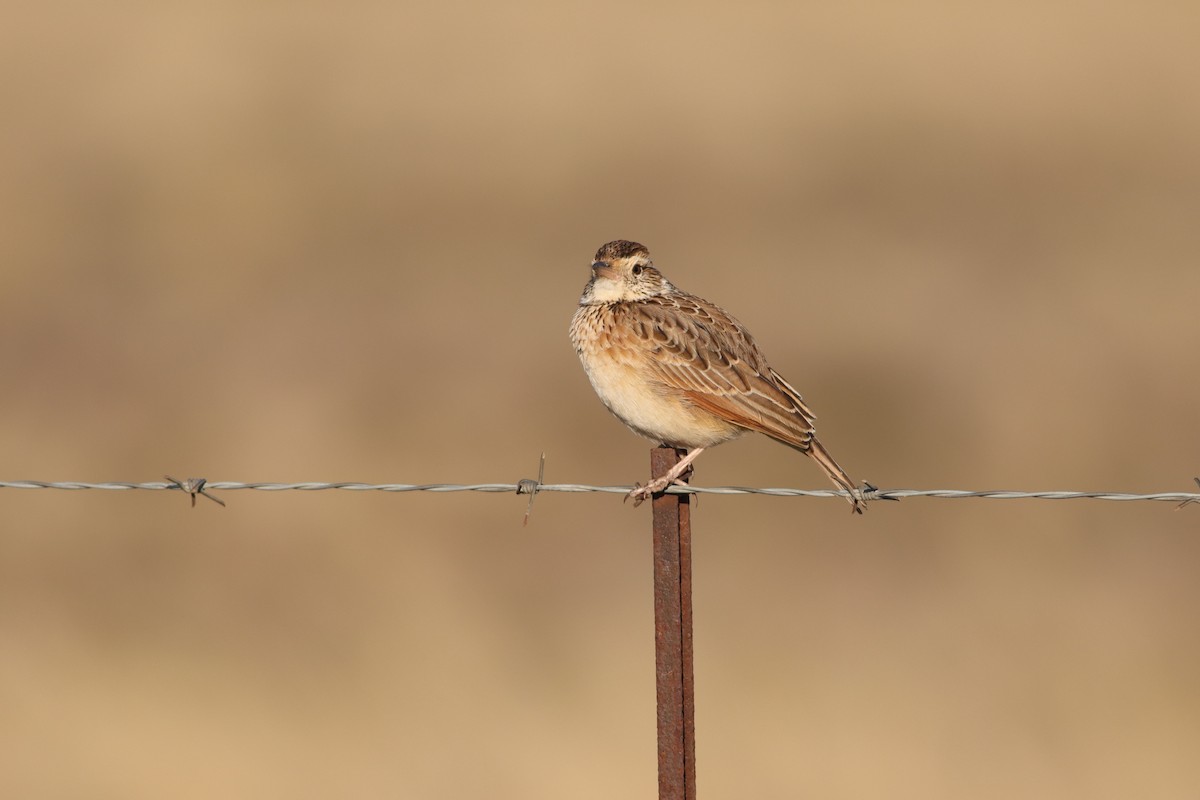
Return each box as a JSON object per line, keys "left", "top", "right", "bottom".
{"left": 622, "top": 292, "right": 818, "bottom": 451}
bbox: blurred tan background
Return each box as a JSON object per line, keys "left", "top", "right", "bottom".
{"left": 2, "top": 2, "right": 1199, "bottom": 797}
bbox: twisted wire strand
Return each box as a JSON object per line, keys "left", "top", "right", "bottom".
{"left": 1, "top": 479, "right": 1198, "bottom": 505}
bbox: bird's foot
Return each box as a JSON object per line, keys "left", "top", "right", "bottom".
{"left": 625, "top": 483, "right": 651, "bottom": 507}
{"left": 626, "top": 477, "right": 667, "bottom": 507}
{"left": 624, "top": 473, "right": 691, "bottom": 507}
{"left": 625, "top": 448, "right": 704, "bottom": 507}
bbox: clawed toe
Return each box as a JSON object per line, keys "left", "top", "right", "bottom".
{"left": 626, "top": 477, "right": 674, "bottom": 507}
{"left": 624, "top": 450, "right": 702, "bottom": 508}
{"left": 625, "top": 483, "right": 650, "bottom": 506}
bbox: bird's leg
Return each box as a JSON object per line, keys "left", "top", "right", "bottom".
{"left": 626, "top": 447, "right": 706, "bottom": 507}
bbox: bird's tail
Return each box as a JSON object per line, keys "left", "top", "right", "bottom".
{"left": 807, "top": 436, "right": 866, "bottom": 514}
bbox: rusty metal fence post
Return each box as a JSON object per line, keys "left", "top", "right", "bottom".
{"left": 651, "top": 446, "right": 697, "bottom": 799}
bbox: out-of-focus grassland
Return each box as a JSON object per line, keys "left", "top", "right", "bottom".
{"left": 1, "top": 3, "right": 1198, "bottom": 798}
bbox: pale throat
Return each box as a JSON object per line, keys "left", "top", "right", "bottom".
{"left": 587, "top": 277, "right": 634, "bottom": 304}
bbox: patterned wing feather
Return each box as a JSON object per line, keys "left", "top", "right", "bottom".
{"left": 623, "top": 293, "right": 818, "bottom": 451}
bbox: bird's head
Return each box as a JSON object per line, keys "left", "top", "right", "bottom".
{"left": 580, "top": 240, "right": 672, "bottom": 304}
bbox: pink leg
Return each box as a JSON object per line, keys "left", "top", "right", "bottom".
{"left": 626, "top": 448, "right": 706, "bottom": 507}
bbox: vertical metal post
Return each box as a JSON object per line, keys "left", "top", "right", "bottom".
{"left": 651, "top": 446, "right": 696, "bottom": 799}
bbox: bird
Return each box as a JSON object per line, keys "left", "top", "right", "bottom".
{"left": 569, "top": 239, "right": 867, "bottom": 513}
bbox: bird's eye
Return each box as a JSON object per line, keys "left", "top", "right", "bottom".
{"left": 632, "top": 264, "right": 644, "bottom": 276}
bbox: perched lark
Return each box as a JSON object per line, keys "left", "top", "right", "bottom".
{"left": 569, "top": 240, "right": 867, "bottom": 513}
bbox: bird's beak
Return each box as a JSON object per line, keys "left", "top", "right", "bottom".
{"left": 591, "top": 261, "right": 618, "bottom": 281}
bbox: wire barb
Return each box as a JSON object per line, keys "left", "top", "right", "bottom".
{"left": 1176, "top": 477, "right": 1200, "bottom": 510}
{"left": 516, "top": 452, "right": 546, "bottom": 526}
{"left": 859, "top": 481, "right": 900, "bottom": 504}
{"left": 164, "top": 475, "right": 226, "bottom": 508}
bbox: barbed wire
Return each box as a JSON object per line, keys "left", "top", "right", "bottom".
{"left": 1, "top": 477, "right": 1198, "bottom": 510}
